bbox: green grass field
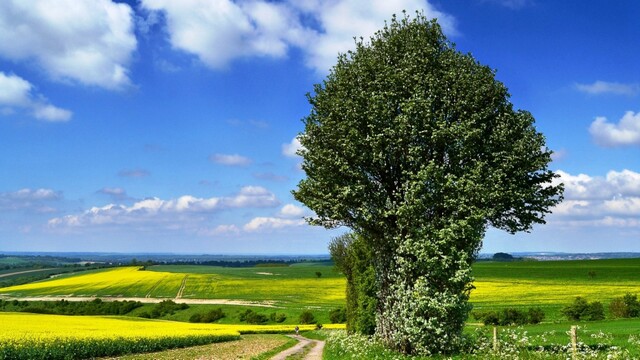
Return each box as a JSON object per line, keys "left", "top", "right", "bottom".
{"left": 2, "top": 258, "right": 640, "bottom": 358}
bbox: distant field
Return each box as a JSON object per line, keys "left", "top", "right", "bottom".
{"left": 470, "top": 258, "right": 640, "bottom": 319}
{"left": 2, "top": 259, "right": 640, "bottom": 322}
{"left": 0, "top": 264, "right": 346, "bottom": 309}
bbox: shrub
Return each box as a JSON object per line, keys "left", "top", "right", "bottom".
{"left": 528, "top": 307, "right": 545, "bottom": 324}
{"left": 624, "top": 293, "right": 640, "bottom": 317}
{"left": 587, "top": 301, "right": 605, "bottom": 321}
{"left": 562, "top": 297, "right": 605, "bottom": 321}
{"left": 189, "top": 313, "right": 202, "bottom": 323}
{"left": 269, "top": 312, "right": 287, "bottom": 323}
{"left": 201, "top": 308, "right": 225, "bottom": 323}
{"left": 329, "top": 308, "right": 347, "bottom": 323}
{"left": 500, "top": 308, "right": 528, "bottom": 326}
{"left": 472, "top": 311, "right": 499, "bottom": 326}
{"left": 473, "top": 307, "right": 545, "bottom": 326}
{"left": 299, "top": 310, "right": 316, "bottom": 324}
{"left": 239, "top": 309, "right": 268, "bottom": 324}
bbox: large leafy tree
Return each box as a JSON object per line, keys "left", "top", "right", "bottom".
{"left": 293, "top": 13, "right": 563, "bottom": 355}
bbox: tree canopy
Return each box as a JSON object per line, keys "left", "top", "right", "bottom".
{"left": 294, "top": 12, "right": 563, "bottom": 355}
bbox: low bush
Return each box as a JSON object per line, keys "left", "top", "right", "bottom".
{"left": 269, "top": 312, "right": 287, "bottom": 323}
{"left": 329, "top": 307, "right": 347, "bottom": 323}
{"left": 610, "top": 293, "right": 640, "bottom": 318}
{"left": 239, "top": 309, "right": 268, "bottom": 324}
{"left": 472, "top": 307, "right": 545, "bottom": 326}
{"left": 562, "top": 297, "right": 605, "bottom": 321}
{"left": 299, "top": 310, "right": 316, "bottom": 325}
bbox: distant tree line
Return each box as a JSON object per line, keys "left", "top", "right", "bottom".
{"left": 0, "top": 298, "right": 142, "bottom": 316}
{"left": 0, "top": 264, "right": 115, "bottom": 288}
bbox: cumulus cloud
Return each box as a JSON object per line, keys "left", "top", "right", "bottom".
{"left": 140, "top": 0, "right": 456, "bottom": 73}
{"left": 0, "top": 72, "right": 71, "bottom": 122}
{"left": 549, "top": 170, "right": 640, "bottom": 228}
{"left": 97, "top": 187, "right": 129, "bottom": 201}
{"left": 589, "top": 111, "right": 640, "bottom": 147}
{"left": 282, "top": 137, "right": 303, "bottom": 158}
{"left": 0, "top": 0, "right": 136, "bottom": 89}
{"left": 48, "top": 186, "right": 279, "bottom": 228}
{"left": 243, "top": 217, "right": 306, "bottom": 232}
{"left": 278, "top": 203, "right": 306, "bottom": 218}
{"left": 209, "top": 153, "right": 252, "bottom": 166}
{"left": 0, "top": 188, "right": 62, "bottom": 212}
{"left": 576, "top": 81, "right": 639, "bottom": 96}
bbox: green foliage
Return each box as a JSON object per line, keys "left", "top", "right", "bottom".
{"left": 472, "top": 307, "right": 545, "bottom": 326}
{"left": 299, "top": 310, "right": 316, "bottom": 325}
{"left": 189, "top": 308, "right": 225, "bottom": 323}
{"left": 148, "top": 300, "right": 189, "bottom": 319}
{"left": 329, "top": 233, "right": 377, "bottom": 335}
{"left": 315, "top": 271, "right": 322, "bottom": 278}
{"left": 610, "top": 293, "right": 640, "bottom": 318}
{"left": 239, "top": 309, "right": 268, "bottom": 324}
{"left": 294, "top": 11, "right": 562, "bottom": 356}
{"left": 329, "top": 307, "right": 347, "bottom": 323}
{"left": 3, "top": 298, "right": 142, "bottom": 316}
{"left": 562, "top": 297, "right": 605, "bottom": 321}
{"left": 269, "top": 312, "right": 287, "bottom": 323}
{"left": 528, "top": 307, "right": 546, "bottom": 324}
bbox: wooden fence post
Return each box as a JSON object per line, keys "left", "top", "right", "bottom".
{"left": 493, "top": 326, "right": 498, "bottom": 352}
{"left": 570, "top": 325, "right": 577, "bottom": 360}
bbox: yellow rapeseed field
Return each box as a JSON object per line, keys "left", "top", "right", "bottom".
{"left": 0, "top": 312, "right": 343, "bottom": 359}
{"left": 0, "top": 312, "right": 238, "bottom": 340}
{"left": 471, "top": 279, "right": 640, "bottom": 306}
{"left": 0, "top": 267, "right": 184, "bottom": 297}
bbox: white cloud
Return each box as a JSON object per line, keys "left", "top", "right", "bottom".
{"left": 97, "top": 187, "right": 129, "bottom": 201}
{"left": 576, "top": 81, "right": 639, "bottom": 96}
{"left": 282, "top": 137, "right": 303, "bottom": 158}
{"left": 296, "top": 0, "right": 457, "bottom": 73}
{"left": 0, "top": 188, "right": 62, "bottom": 212}
{"left": 140, "top": 0, "right": 456, "bottom": 73}
{"left": 243, "top": 217, "right": 305, "bottom": 232}
{"left": 589, "top": 111, "right": 640, "bottom": 147}
{"left": 209, "top": 153, "right": 252, "bottom": 166}
{"left": 0, "top": 72, "right": 72, "bottom": 122}
{"left": 48, "top": 186, "right": 279, "bottom": 228}
{"left": 278, "top": 204, "right": 306, "bottom": 218}
{"left": 548, "top": 170, "right": 640, "bottom": 229}
{"left": 0, "top": 0, "right": 136, "bottom": 89}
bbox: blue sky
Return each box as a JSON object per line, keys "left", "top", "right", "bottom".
{"left": 0, "top": 0, "right": 638, "bottom": 255}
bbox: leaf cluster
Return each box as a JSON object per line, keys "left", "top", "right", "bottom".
{"left": 562, "top": 297, "right": 605, "bottom": 321}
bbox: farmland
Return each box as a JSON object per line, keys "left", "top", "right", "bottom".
{"left": 2, "top": 258, "right": 640, "bottom": 358}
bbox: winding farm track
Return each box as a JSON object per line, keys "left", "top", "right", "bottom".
{"left": 270, "top": 335, "right": 325, "bottom": 360}
{"left": 0, "top": 295, "right": 277, "bottom": 307}
{"left": 175, "top": 275, "right": 188, "bottom": 299}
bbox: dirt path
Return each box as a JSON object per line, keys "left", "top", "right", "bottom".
{"left": 0, "top": 268, "right": 56, "bottom": 278}
{"left": 270, "top": 335, "right": 325, "bottom": 360}
{"left": 0, "top": 295, "right": 277, "bottom": 307}
{"left": 175, "top": 275, "right": 188, "bottom": 299}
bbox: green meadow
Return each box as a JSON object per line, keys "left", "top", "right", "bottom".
{"left": 2, "top": 258, "right": 640, "bottom": 324}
